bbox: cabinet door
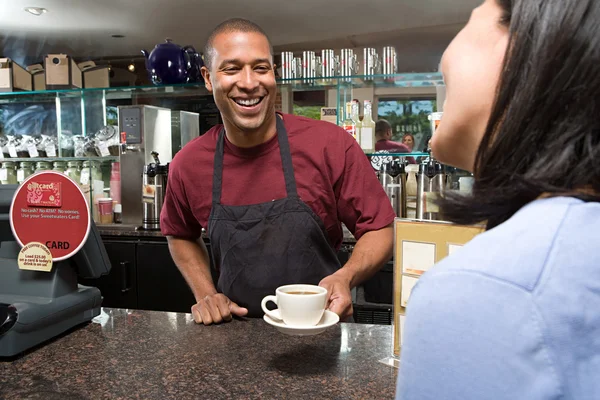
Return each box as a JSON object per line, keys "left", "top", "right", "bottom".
{"left": 79, "top": 241, "right": 138, "bottom": 309}
{"left": 136, "top": 241, "right": 201, "bottom": 313}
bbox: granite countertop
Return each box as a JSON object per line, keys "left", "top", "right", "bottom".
{"left": 98, "top": 224, "right": 358, "bottom": 244}
{"left": 0, "top": 308, "right": 398, "bottom": 399}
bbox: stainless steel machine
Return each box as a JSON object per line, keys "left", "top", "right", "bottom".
{"left": 117, "top": 105, "right": 199, "bottom": 228}
{"left": 171, "top": 110, "right": 200, "bottom": 155}
{"left": 118, "top": 105, "right": 172, "bottom": 226}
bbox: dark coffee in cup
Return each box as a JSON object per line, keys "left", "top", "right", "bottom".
{"left": 285, "top": 291, "right": 319, "bottom": 295}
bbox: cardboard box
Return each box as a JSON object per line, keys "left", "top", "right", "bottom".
{"left": 0, "top": 58, "right": 33, "bottom": 92}
{"left": 27, "top": 64, "right": 46, "bottom": 91}
{"left": 44, "top": 54, "right": 82, "bottom": 89}
{"left": 78, "top": 61, "right": 110, "bottom": 89}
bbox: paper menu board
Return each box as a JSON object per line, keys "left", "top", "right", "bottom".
{"left": 392, "top": 218, "right": 483, "bottom": 358}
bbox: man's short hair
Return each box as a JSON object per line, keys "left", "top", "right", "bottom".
{"left": 203, "top": 18, "right": 273, "bottom": 70}
{"left": 376, "top": 119, "right": 392, "bottom": 136}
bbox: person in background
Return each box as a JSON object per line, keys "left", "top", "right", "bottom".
{"left": 375, "top": 119, "right": 411, "bottom": 153}
{"left": 375, "top": 119, "right": 415, "bottom": 164}
{"left": 161, "top": 18, "right": 395, "bottom": 326}
{"left": 396, "top": 0, "right": 600, "bottom": 399}
{"left": 401, "top": 133, "right": 415, "bottom": 152}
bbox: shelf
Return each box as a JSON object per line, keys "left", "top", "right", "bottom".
{"left": 0, "top": 73, "right": 445, "bottom": 102}
{"left": 365, "top": 152, "right": 429, "bottom": 157}
{"left": 278, "top": 73, "right": 444, "bottom": 89}
{"left": 0, "top": 156, "right": 119, "bottom": 163}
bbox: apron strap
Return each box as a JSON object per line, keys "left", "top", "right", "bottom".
{"left": 212, "top": 115, "right": 299, "bottom": 206}
{"left": 212, "top": 127, "right": 226, "bottom": 205}
{"left": 275, "top": 116, "right": 298, "bottom": 198}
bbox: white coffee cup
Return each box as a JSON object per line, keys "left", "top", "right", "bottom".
{"left": 261, "top": 284, "right": 328, "bottom": 327}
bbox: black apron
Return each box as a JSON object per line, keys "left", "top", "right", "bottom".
{"left": 208, "top": 116, "right": 341, "bottom": 317}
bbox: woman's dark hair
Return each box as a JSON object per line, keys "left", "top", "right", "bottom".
{"left": 441, "top": 0, "right": 600, "bottom": 230}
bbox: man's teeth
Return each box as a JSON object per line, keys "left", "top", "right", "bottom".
{"left": 235, "top": 98, "right": 261, "bottom": 106}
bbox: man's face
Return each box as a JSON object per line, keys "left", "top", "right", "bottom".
{"left": 201, "top": 31, "right": 277, "bottom": 135}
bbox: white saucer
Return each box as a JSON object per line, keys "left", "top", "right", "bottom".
{"left": 263, "top": 310, "right": 340, "bottom": 336}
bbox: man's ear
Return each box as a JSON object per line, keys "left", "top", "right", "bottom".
{"left": 201, "top": 66, "right": 213, "bottom": 92}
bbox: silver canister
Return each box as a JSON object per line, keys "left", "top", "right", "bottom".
{"left": 382, "top": 46, "right": 398, "bottom": 75}
{"left": 379, "top": 162, "right": 407, "bottom": 218}
{"left": 292, "top": 57, "right": 303, "bottom": 79}
{"left": 415, "top": 161, "right": 446, "bottom": 221}
{"left": 320, "top": 49, "right": 338, "bottom": 78}
{"left": 302, "top": 51, "right": 317, "bottom": 81}
{"left": 363, "top": 47, "right": 380, "bottom": 77}
{"left": 339, "top": 49, "right": 359, "bottom": 77}
{"left": 314, "top": 56, "right": 322, "bottom": 77}
{"left": 280, "top": 52, "right": 295, "bottom": 79}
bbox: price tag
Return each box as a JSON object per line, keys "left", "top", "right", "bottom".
{"left": 80, "top": 168, "right": 90, "bottom": 185}
{"left": 17, "top": 169, "right": 25, "bottom": 182}
{"left": 0, "top": 168, "right": 7, "bottom": 181}
{"left": 0, "top": 151, "right": 4, "bottom": 160}
{"left": 45, "top": 144, "right": 57, "bottom": 157}
{"left": 28, "top": 145, "right": 39, "bottom": 158}
{"left": 8, "top": 145, "right": 17, "bottom": 158}
{"left": 97, "top": 142, "right": 110, "bottom": 157}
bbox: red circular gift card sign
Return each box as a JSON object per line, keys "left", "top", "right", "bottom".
{"left": 10, "top": 171, "right": 91, "bottom": 261}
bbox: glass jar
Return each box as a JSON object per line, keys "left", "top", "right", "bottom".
{"left": 73, "top": 135, "right": 86, "bottom": 158}
{"left": 60, "top": 134, "right": 75, "bottom": 158}
{"left": 53, "top": 161, "right": 67, "bottom": 173}
{"left": 34, "top": 161, "right": 53, "bottom": 173}
{"left": 84, "top": 137, "right": 99, "bottom": 157}
{"left": 1, "top": 161, "right": 18, "bottom": 185}
{"left": 82, "top": 160, "right": 103, "bottom": 183}
{"left": 94, "top": 126, "right": 119, "bottom": 156}
{"left": 65, "top": 161, "right": 82, "bottom": 183}
{"left": 17, "top": 161, "right": 35, "bottom": 183}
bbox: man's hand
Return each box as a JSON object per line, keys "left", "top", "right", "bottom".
{"left": 191, "top": 293, "right": 248, "bottom": 325}
{"left": 319, "top": 273, "right": 353, "bottom": 320}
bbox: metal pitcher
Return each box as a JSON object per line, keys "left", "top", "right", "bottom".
{"left": 142, "top": 152, "right": 169, "bottom": 230}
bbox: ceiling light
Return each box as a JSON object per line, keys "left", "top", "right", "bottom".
{"left": 128, "top": 63, "right": 135, "bottom": 72}
{"left": 111, "top": 34, "right": 125, "bottom": 39}
{"left": 24, "top": 7, "right": 47, "bottom": 16}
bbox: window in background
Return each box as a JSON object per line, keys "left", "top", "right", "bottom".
{"left": 377, "top": 98, "right": 437, "bottom": 152}
{"left": 293, "top": 91, "right": 325, "bottom": 120}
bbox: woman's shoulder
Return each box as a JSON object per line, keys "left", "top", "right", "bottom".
{"left": 426, "top": 197, "right": 600, "bottom": 291}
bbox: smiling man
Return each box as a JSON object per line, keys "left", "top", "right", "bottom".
{"left": 160, "top": 18, "right": 395, "bottom": 325}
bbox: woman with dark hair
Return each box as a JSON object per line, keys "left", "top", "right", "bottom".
{"left": 396, "top": 0, "right": 600, "bottom": 399}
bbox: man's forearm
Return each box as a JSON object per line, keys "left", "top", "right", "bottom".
{"left": 166, "top": 236, "right": 216, "bottom": 302}
{"left": 334, "top": 224, "right": 394, "bottom": 288}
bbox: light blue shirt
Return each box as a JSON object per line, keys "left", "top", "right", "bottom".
{"left": 396, "top": 197, "right": 600, "bottom": 400}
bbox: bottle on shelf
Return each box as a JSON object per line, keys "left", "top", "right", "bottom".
{"left": 341, "top": 102, "right": 357, "bottom": 141}
{"left": 351, "top": 99, "right": 362, "bottom": 145}
{"left": 360, "top": 100, "right": 376, "bottom": 153}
